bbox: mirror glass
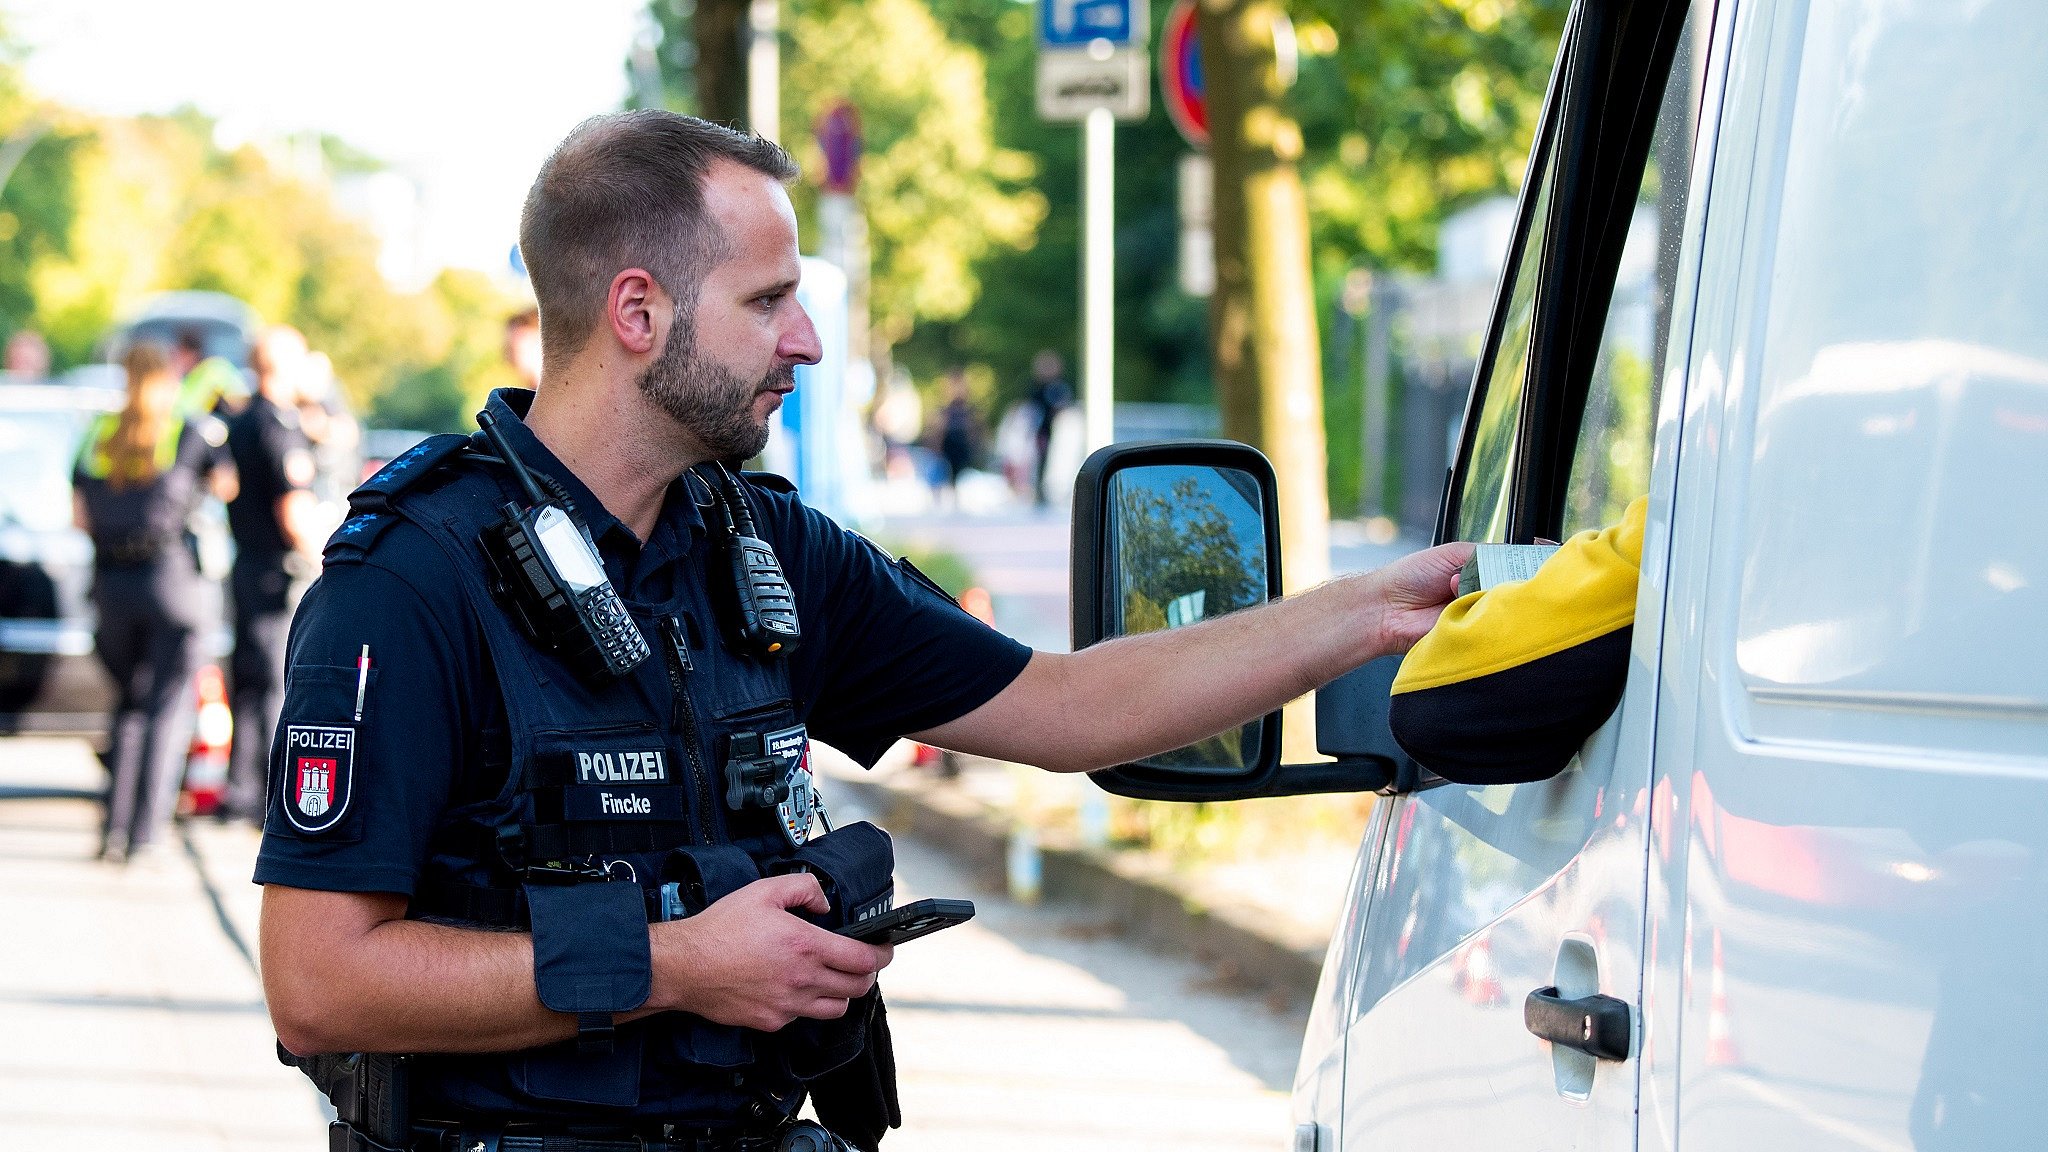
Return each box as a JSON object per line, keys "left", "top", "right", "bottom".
{"left": 1105, "top": 464, "right": 1269, "bottom": 772}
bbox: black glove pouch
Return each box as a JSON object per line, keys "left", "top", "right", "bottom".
{"left": 768, "top": 821, "right": 895, "bottom": 931}
{"left": 808, "top": 990, "right": 901, "bottom": 1152}
{"left": 770, "top": 821, "right": 898, "bottom": 1144}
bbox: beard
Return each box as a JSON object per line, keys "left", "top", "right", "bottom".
{"left": 637, "top": 309, "right": 792, "bottom": 462}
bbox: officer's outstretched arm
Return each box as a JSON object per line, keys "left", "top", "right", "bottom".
{"left": 262, "top": 874, "right": 890, "bottom": 1055}
{"left": 912, "top": 542, "right": 1473, "bottom": 775}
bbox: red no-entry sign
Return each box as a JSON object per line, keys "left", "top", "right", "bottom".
{"left": 1160, "top": 0, "right": 1206, "bottom": 147}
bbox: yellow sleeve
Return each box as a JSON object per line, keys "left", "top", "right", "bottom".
{"left": 1393, "top": 495, "right": 1647, "bottom": 695}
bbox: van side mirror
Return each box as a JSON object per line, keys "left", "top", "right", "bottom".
{"left": 1071, "top": 441, "right": 1419, "bottom": 801}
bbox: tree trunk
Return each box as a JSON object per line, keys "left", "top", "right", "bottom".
{"left": 1200, "top": 0, "right": 1329, "bottom": 761}
{"left": 1197, "top": 0, "right": 1330, "bottom": 597}
{"left": 694, "top": 0, "right": 751, "bottom": 127}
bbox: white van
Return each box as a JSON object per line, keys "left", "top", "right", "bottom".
{"left": 1067, "top": 0, "right": 2048, "bottom": 1149}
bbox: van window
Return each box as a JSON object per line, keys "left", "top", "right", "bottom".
{"left": 1733, "top": 0, "right": 2048, "bottom": 739}
{"left": 1562, "top": 21, "right": 1698, "bottom": 536}
{"left": 1456, "top": 145, "right": 1559, "bottom": 543}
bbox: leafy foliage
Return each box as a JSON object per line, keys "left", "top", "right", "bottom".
{"left": 1294, "top": 0, "right": 1568, "bottom": 271}
{"left": 781, "top": 0, "right": 1046, "bottom": 352}
{"left": 0, "top": 28, "right": 521, "bottom": 432}
{"left": 0, "top": 30, "right": 85, "bottom": 348}
{"left": 1113, "top": 474, "right": 1262, "bottom": 627}
{"left": 628, "top": 0, "right": 1564, "bottom": 437}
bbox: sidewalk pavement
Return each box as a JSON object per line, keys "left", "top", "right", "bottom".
{"left": 821, "top": 748, "right": 1355, "bottom": 1005}
{"left": 0, "top": 738, "right": 328, "bottom": 1152}
{"left": 0, "top": 718, "right": 1363, "bottom": 1149}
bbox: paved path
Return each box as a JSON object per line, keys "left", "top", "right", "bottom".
{"left": 0, "top": 737, "right": 1305, "bottom": 1151}
{"left": 0, "top": 738, "right": 325, "bottom": 1152}
{"left": 834, "top": 785, "right": 1304, "bottom": 1152}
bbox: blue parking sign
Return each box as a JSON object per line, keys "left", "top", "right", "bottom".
{"left": 1040, "top": 0, "right": 1139, "bottom": 47}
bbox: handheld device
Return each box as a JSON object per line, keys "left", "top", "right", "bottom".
{"left": 474, "top": 410, "right": 650, "bottom": 682}
{"left": 836, "top": 898, "right": 976, "bottom": 945}
{"left": 706, "top": 464, "right": 801, "bottom": 657}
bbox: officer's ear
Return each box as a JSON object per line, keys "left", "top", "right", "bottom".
{"left": 605, "top": 268, "right": 664, "bottom": 357}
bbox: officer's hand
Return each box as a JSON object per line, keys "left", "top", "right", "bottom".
{"left": 650, "top": 873, "right": 894, "bottom": 1032}
{"left": 1367, "top": 541, "right": 1477, "bottom": 655}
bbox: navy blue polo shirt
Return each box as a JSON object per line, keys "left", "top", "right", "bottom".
{"left": 254, "top": 393, "right": 1032, "bottom": 896}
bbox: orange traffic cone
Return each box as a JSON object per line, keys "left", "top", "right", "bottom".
{"left": 1705, "top": 928, "right": 1741, "bottom": 1067}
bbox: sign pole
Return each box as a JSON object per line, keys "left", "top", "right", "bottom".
{"left": 1037, "top": 0, "right": 1146, "bottom": 454}
{"left": 1083, "top": 106, "right": 1116, "bottom": 453}
{"left": 748, "top": 0, "right": 780, "bottom": 143}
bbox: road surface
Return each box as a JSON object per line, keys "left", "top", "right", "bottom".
{"left": 0, "top": 737, "right": 1307, "bottom": 1151}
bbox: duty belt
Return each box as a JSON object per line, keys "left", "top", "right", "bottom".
{"left": 415, "top": 1130, "right": 768, "bottom": 1152}
{"left": 376, "top": 1115, "right": 847, "bottom": 1139}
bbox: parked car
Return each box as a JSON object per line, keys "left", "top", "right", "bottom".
{"left": 96, "top": 290, "right": 260, "bottom": 369}
{"left": 0, "top": 382, "right": 120, "bottom": 734}
{"left": 1071, "top": 1, "right": 2048, "bottom": 1150}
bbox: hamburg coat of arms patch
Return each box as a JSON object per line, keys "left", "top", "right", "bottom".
{"left": 283, "top": 724, "right": 355, "bottom": 834}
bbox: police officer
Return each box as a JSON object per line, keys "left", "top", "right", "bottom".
{"left": 73, "top": 340, "right": 225, "bottom": 862}
{"left": 257, "top": 111, "right": 1471, "bottom": 1152}
{"left": 221, "top": 325, "right": 319, "bottom": 824}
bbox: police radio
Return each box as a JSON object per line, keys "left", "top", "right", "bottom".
{"left": 475, "top": 409, "right": 650, "bottom": 682}
{"left": 705, "top": 463, "right": 801, "bottom": 657}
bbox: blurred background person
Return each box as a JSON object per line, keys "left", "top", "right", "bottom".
{"left": 219, "top": 325, "right": 319, "bottom": 826}
{"left": 503, "top": 306, "right": 542, "bottom": 390}
{"left": 930, "top": 365, "right": 984, "bottom": 508}
{"left": 1027, "top": 349, "right": 1073, "bottom": 508}
{"left": 170, "top": 326, "right": 252, "bottom": 418}
{"left": 4, "top": 328, "right": 51, "bottom": 380}
{"left": 71, "top": 341, "right": 225, "bottom": 862}
{"left": 871, "top": 364, "right": 925, "bottom": 482}
{"left": 294, "top": 349, "right": 362, "bottom": 509}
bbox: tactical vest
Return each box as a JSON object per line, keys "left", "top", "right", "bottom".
{"left": 318, "top": 422, "right": 891, "bottom": 1131}
{"left": 76, "top": 413, "right": 202, "bottom": 567}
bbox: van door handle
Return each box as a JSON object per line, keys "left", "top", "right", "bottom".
{"left": 1524, "top": 987, "right": 1632, "bottom": 1061}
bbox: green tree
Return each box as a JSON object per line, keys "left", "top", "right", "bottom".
{"left": 780, "top": 0, "right": 1045, "bottom": 364}
{"left": 1293, "top": 0, "right": 1567, "bottom": 270}
{"left": 374, "top": 269, "right": 529, "bottom": 432}
{"left": 0, "top": 23, "right": 86, "bottom": 359}
{"left": 1113, "top": 474, "right": 1261, "bottom": 767}
{"left": 1114, "top": 475, "right": 1262, "bottom": 626}
{"left": 902, "top": 0, "right": 1212, "bottom": 410}
{"left": 633, "top": 0, "right": 747, "bottom": 123}
{"left": 1198, "top": 0, "right": 1329, "bottom": 591}
{"left": 6, "top": 71, "right": 520, "bottom": 428}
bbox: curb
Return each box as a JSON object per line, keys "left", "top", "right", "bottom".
{"left": 831, "top": 765, "right": 1328, "bottom": 1005}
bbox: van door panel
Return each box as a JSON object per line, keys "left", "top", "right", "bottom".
{"left": 1339, "top": 684, "right": 1657, "bottom": 1150}
{"left": 1650, "top": 1, "right": 2048, "bottom": 1150}
{"left": 1338, "top": 0, "right": 1717, "bottom": 1145}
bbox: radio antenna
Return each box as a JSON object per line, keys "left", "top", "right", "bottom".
{"left": 476, "top": 409, "right": 549, "bottom": 506}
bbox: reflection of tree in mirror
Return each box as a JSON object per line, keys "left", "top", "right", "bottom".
{"left": 1114, "top": 473, "right": 1262, "bottom": 770}
{"left": 1115, "top": 476, "right": 1262, "bottom": 637}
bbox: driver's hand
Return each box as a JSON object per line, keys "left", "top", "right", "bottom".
{"left": 1369, "top": 542, "right": 1477, "bottom": 654}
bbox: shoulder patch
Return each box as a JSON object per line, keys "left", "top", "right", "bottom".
{"left": 282, "top": 723, "right": 355, "bottom": 833}
{"left": 348, "top": 433, "right": 472, "bottom": 515}
{"left": 323, "top": 512, "right": 397, "bottom": 564}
